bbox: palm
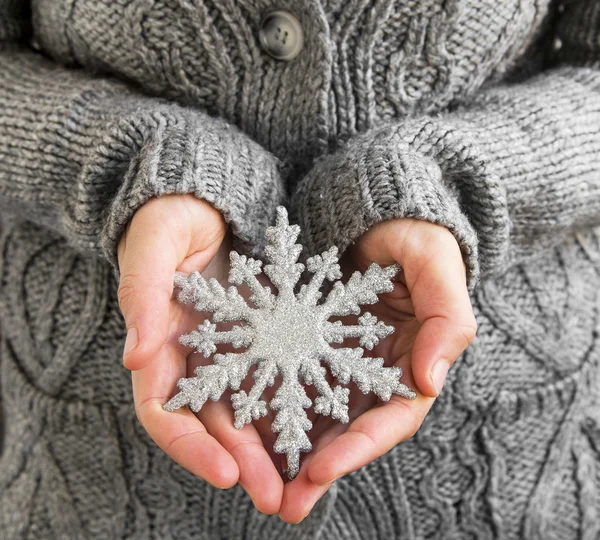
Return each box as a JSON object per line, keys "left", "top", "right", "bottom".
{"left": 127, "top": 205, "right": 474, "bottom": 523}
{"left": 176, "top": 238, "right": 421, "bottom": 479}
{"left": 125, "top": 210, "right": 287, "bottom": 514}
{"left": 272, "top": 248, "right": 421, "bottom": 480}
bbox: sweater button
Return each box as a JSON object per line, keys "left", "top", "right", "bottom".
{"left": 258, "top": 11, "right": 304, "bottom": 61}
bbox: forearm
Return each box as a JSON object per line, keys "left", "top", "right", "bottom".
{"left": 292, "top": 0, "right": 600, "bottom": 290}
{"left": 292, "top": 62, "right": 600, "bottom": 289}
{"left": 449, "top": 65, "right": 600, "bottom": 274}
{"left": 0, "top": 45, "right": 286, "bottom": 269}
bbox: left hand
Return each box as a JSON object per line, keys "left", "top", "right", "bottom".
{"left": 117, "top": 195, "right": 285, "bottom": 514}
{"left": 278, "top": 217, "right": 477, "bottom": 523}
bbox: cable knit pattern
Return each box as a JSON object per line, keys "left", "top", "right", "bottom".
{"left": 1, "top": 0, "right": 600, "bottom": 538}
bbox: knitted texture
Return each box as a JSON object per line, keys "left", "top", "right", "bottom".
{"left": 0, "top": 0, "right": 599, "bottom": 538}
{"left": 0, "top": 46, "right": 286, "bottom": 275}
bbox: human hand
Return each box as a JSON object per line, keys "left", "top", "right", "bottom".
{"left": 277, "top": 218, "right": 477, "bottom": 523}
{"left": 116, "top": 194, "right": 285, "bottom": 515}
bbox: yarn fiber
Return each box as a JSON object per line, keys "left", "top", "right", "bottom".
{"left": 0, "top": 0, "right": 600, "bottom": 538}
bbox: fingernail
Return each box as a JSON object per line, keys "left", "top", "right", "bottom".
{"left": 124, "top": 327, "right": 138, "bottom": 356}
{"left": 431, "top": 360, "right": 449, "bottom": 396}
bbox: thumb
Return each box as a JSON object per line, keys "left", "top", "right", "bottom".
{"left": 399, "top": 223, "right": 477, "bottom": 397}
{"left": 117, "top": 207, "right": 182, "bottom": 371}
{"left": 351, "top": 218, "right": 477, "bottom": 397}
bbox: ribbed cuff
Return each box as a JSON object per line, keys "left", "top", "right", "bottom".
{"left": 0, "top": 48, "right": 286, "bottom": 276}
{"left": 95, "top": 106, "right": 286, "bottom": 274}
{"left": 291, "top": 119, "right": 511, "bottom": 292}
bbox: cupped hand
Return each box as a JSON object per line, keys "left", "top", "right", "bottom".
{"left": 117, "top": 200, "right": 476, "bottom": 523}
{"left": 277, "top": 218, "right": 477, "bottom": 523}
{"left": 116, "top": 194, "right": 285, "bottom": 515}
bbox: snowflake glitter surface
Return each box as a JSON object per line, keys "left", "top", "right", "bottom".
{"left": 163, "top": 206, "right": 417, "bottom": 479}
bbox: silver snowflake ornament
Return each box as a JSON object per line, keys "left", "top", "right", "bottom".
{"left": 163, "top": 206, "right": 417, "bottom": 479}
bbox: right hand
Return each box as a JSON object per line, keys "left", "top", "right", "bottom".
{"left": 116, "top": 194, "right": 284, "bottom": 515}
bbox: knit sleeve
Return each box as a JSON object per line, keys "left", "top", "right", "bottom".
{"left": 290, "top": 0, "right": 600, "bottom": 291}
{"left": 0, "top": 1, "right": 286, "bottom": 272}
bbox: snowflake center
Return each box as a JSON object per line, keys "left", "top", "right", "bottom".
{"left": 249, "top": 297, "right": 322, "bottom": 366}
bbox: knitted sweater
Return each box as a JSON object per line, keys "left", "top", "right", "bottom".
{"left": 1, "top": 0, "right": 599, "bottom": 538}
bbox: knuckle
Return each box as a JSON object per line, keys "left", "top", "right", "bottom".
{"left": 134, "top": 407, "right": 145, "bottom": 429}
{"left": 165, "top": 429, "right": 206, "bottom": 451}
{"left": 227, "top": 439, "right": 265, "bottom": 455}
{"left": 133, "top": 396, "right": 163, "bottom": 431}
{"left": 117, "top": 275, "right": 139, "bottom": 313}
{"left": 450, "top": 323, "right": 477, "bottom": 358}
{"left": 411, "top": 405, "right": 428, "bottom": 436}
{"left": 405, "top": 413, "right": 422, "bottom": 440}
{"left": 459, "top": 317, "right": 478, "bottom": 347}
{"left": 134, "top": 402, "right": 148, "bottom": 430}
{"left": 384, "top": 398, "right": 423, "bottom": 440}
{"left": 399, "top": 221, "right": 463, "bottom": 272}
{"left": 134, "top": 198, "right": 179, "bottom": 235}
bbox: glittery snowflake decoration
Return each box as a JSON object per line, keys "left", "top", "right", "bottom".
{"left": 163, "top": 206, "right": 416, "bottom": 478}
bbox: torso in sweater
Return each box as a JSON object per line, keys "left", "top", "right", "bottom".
{"left": 1, "top": 1, "right": 600, "bottom": 539}
{"left": 31, "top": 0, "right": 552, "bottom": 177}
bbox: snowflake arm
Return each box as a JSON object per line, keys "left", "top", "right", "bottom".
{"left": 296, "top": 247, "right": 342, "bottom": 305}
{"left": 321, "top": 346, "right": 417, "bottom": 402}
{"left": 302, "top": 361, "right": 350, "bottom": 423}
{"left": 228, "top": 251, "right": 275, "bottom": 309}
{"left": 163, "top": 351, "right": 258, "bottom": 413}
{"left": 270, "top": 375, "right": 313, "bottom": 479}
{"left": 213, "top": 351, "right": 257, "bottom": 390}
{"left": 174, "top": 272, "right": 251, "bottom": 322}
{"left": 319, "top": 263, "right": 401, "bottom": 318}
{"left": 179, "top": 320, "right": 253, "bottom": 357}
{"left": 231, "top": 359, "right": 277, "bottom": 429}
{"left": 163, "top": 364, "right": 229, "bottom": 413}
{"left": 262, "top": 207, "right": 305, "bottom": 297}
{"left": 323, "top": 312, "right": 394, "bottom": 350}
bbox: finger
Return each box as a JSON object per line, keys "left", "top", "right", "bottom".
{"left": 307, "top": 379, "right": 434, "bottom": 486}
{"left": 279, "top": 461, "right": 335, "bottom": 524}
{"left": 397, "top": 223, "right": 477, "bottom": 397}
{"left": 199, "top": 398, "right": 284, "bottom": 514}
{"left": 278, "top": 422, "right": 348, "bottom": 523}
{"left": 117, "top": 208, "right": 184, "bottom": 371}
{"left": 132, "top": 344, "right": 239, "bottom": 488}
{"left": 118, "top": 196, "right": 226, "bottom": 371}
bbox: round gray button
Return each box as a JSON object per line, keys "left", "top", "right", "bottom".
{"left": 258, "top": 11, "right": 304, "bottom": 61}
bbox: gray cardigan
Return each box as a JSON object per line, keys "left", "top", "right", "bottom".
{"left": 1, "top": 0, "right": 599, "bottom": 538}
